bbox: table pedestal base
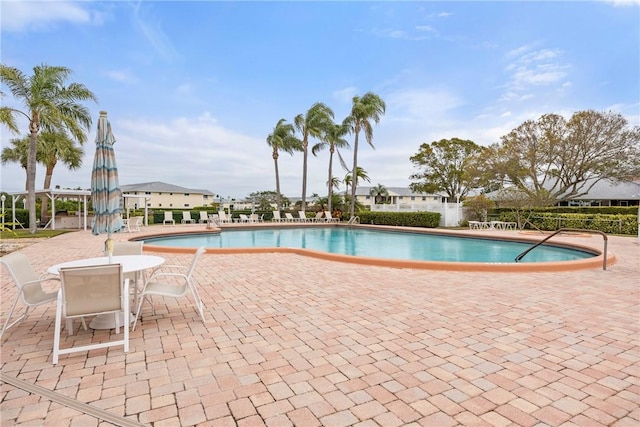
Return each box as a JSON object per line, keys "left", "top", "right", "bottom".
{"left": 89, "top": 312, "right": 134, "bottom": 330}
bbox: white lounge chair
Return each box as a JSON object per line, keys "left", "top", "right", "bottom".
{"left": 238, "top": 214, "right": 250, "bottom": 223}
{"left": 324, "top": 211, "right": 339, "bottom": 222}
{"left": 199, "top": 211, "right": 209, "bottom": 224}
{"left": 181, "top": 211, "right": 196, "bottom": 224}
{"left": 312, "top": 212, "right": 324, "bottom": 222}
{"left": 53, "top": 264, "right": 129, "bottom": 364}
{"left": 0, "top": 253, "right": 60, "bottom": 339}
{"left": 133, "top": 247, "right": 206, "bottom": 330}
{"left": 218, "top": 211, "right": 232, "bottom": 224}
{"left": 249, "top": 213, "right": 263, "bottom": 223}
{"left": 298, "top": 211, "right": 309, "bottom": 222}
{"left": 272, "top": 211, "right": 283, "bottom": 222}
{"left": 284, "top": 213, "right": 297, "bottom": 222}
{"left": 163, "top": 211, "right": 175, "bottom": 226}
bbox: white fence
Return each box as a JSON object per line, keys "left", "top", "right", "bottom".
{"left": 370, "top": 203, "right": 463, "bottom": 227}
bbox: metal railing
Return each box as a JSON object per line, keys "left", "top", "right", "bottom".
{"left": 347, "top": 216, "right": 360, "bottom": 225}
{"left": 514, "top": 228, "right": 609, "bottom": 270}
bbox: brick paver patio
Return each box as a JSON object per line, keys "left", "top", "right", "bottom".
{"left": 1, "top": 225, "right": 638, "bottom": 426}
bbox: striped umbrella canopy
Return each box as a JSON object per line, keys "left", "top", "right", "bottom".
{"left": 91, "top": 111, "right": 123, "bottom": 246}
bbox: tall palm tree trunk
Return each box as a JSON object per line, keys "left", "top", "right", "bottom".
{"left": 349, "top": 131, "right": 360, "bottom": 218}
{"left": 327, "top": 148, "right": 334, "bottom": 213}
{"left": 301, "top": 141, "right": 308, "bottom": 211}
{"left": 27, "top": 129, "right": 38, "bottom": 233}
{"left": 273, "top": 152, "right": 281, "bottom": 212}
{"left": 41, "top": 163, "right": 56, "bottom": 222}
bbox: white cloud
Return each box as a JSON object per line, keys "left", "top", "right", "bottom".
{"left": 332, "top": 86, "right": 359, "bottom": 104}
{"left": 1, "top": 0, "right": 97, "bottom": 32}
{"left": 103, "top": 69, "right": 137, "bottom": 84}
{"left": 602, "top": 0, "right": 640, "bottom": 6}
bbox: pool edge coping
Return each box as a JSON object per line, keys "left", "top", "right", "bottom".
{"left": 131, "top": 223, "right": 616, "bottom": 272}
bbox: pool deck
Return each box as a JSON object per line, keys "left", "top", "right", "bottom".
{"left": 1, "top": 224, "right": 639, "bottom": 426}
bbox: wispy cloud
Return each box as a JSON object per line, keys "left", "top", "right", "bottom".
{"left": 371, "top": 27, "right": 431, "bottom": 41}
{"left": 0, "top": 0, "right": 100, "bottom": 32}
{"left": 103, "top": 69, "right": 137, "bottom": 84}
{"left": 501, "top": 45, "right": 571, "bottom": 101}
{"left": 332, "top": 86, "right": 359, "bottom": 104}
{"left": 129, "top": 1, "right": 178, "bottom": 61}
{"left": 602, "top": 0, "right": 640, "bottom": 6}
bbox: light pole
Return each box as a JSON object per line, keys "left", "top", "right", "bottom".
{"left": 1, "top": 194, "right": 6, "bottom": 229}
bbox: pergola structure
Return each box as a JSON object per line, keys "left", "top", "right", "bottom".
{"left": 7, "top": 190, "right": 152, "bottom": 231}
{"left": 8, "top": 189, "right": 91, "bottom": 231}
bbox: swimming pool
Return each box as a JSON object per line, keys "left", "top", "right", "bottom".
{"left": 139, "top": 226, "right": 600, "bottom": 269}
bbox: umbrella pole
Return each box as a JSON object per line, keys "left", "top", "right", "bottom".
{"left": 105, "top": 234, "right": 114, "bottom": 263}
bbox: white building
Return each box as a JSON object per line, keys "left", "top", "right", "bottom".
{"left": 120, "top": 182, "right": 215, "bottom": 210}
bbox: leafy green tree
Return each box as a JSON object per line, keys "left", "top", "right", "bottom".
{"left": 369, "top": 183, "right": 389, "bottom": 204}
{"left": 480, "top": 110, "right": 640, "bottom": 204}
{"left": 266, "top": 118, "right": 302, "bottom": 211}
{"left": 409, "top": 138, "right": 484, "bottom": 200}
{"left": 0, "top": 64, "right": 97, "bottom": 233}
{"left": 1, "top": 137, "right": 29, "bottom": 187}
{"left": 343, "top": 92, "right": 386, "bottom": 218}
{"left": 247, "top": 190, "right": 281, "bottom": 210}
{"left": 295, "top": 102, "right": 334, "bottom": 211}
{"left": 312, "top": 122, "right": 350, "bottom": 213}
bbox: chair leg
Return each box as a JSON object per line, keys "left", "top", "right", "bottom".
{"left": 0, "top": 295, "right": 26, "bottom": 339}
{"left": 52, "top": 291, "right": 63, "bottom": 364}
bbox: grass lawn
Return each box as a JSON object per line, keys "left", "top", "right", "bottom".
{"left": 0, "top": 229, "right": 72, "bottom": 240}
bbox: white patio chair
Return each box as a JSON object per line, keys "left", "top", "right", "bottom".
{"left": 133, "top": 247, "right": 206, "bottom": 330}
{"left": 199, "top": 211, "right": 209, "bottom": 224}
{"left": 238, "top": 214, "right": 250, "bottom": 223}
{"left": 113, "top": 241, "right": 145, "bottom": 306}
{"left": 272, "top": 211, "right": 283, "bottom": 222}
{"left": 163, "top": 211, "right": 175, "bottom": 225}
{"left": 0, "top": 252, "right": 60, "bottom": 339}
{"left": 218, "top": 211, "right": 232, "bottom": 224}
{"left": 298, "top": 211, "right": 309, "bottom": 222}
{"left": 53, "top": 264, "right": 129, "bottom": 364}
{"left": 324, "top": 211, "right": 339, "bottom": 222}
{"left": 312, "top": 212, "right": 324, "bottom": 222}
{"left": 181, "top": 211, "right": 196, "bottom": 224}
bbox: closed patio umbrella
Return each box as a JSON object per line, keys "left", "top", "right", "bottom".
{"left": 91, "top": 111, "right": 122, "bottom": 260}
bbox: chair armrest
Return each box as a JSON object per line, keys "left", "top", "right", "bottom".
{"left": 18, "top": 276, "right": 60, "bottom": 292}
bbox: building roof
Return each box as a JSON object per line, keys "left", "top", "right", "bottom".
{"left": 121, "top": 182, "right": 214, "bottom": 196}
{"left": 355, "top": 186, "right": 441, "bottom": 197}
{"left": 566, "top": 179, "right": 640, "bottom": 201}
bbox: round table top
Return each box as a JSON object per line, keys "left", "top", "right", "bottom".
{"left": 47, "top": 255, "right": 165, "bottom": 275}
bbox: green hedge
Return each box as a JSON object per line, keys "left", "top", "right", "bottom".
{"left": 356, "top": 211, "right": 441, "bottom": 228}
{"left": 497, "top": 211, "right": 638, "bottom": 235}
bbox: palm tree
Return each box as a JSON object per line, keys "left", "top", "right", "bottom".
{"left": 0, "top": 64, "right": 97, "bottom": 233}
{"left": 344, "top": 167, "right": 371, "bottom": 203}
{"left": 37, "top": 131, "right": 85, "bottom": 220}
{"left": 343, "top": 92, "right": 386, "bottom": 218}
{"left": 369, "top": 183, "right": 389, "bottom": 204}
{"left": 312, "top": 122, "right": 350, "bottom": 213}
{"left": 266, "top": 118, "right": 302, "bottom": 211}
{"left": 294, "top": 102, "right": 334, "bottom": 211}
{"left": 2, "top": 132, "right": 84, "bottom": 219}
{"left": 1, "top": 137, "right": 29, "bottom": 187}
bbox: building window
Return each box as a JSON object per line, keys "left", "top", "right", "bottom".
{"left": 399, "top": 196, "right": 404, "bottom": 200}
{"left": 184, "top": 193, "right": 190, "bottom": 196}
{"left": 169, "top": 204, "right": 173, "bottom": 207}
{"left": 422, "top": 196, "right": 426, "bottom": 201}
{"left": 169, "top": 193, "right": 173, "bottom": 195}
{"left": 145, "top": 191, "right": 151, "bottom": 195}
{"left": 185, "top": 204, "right": 190, "bottom": 207}
{"left": 411, "top": 196, "right": 415, "bottom": 201}
{"left": 203, "top": 195, "right": 209, "bottom": 199}
{"left": 147, "top": 203, "right": 151, "bottom": 207}
{"left": 159, "top": 204, "right": 162, "bottom": 207}
{"left": 365, "top": 195, "right": 370, "bottom": 199}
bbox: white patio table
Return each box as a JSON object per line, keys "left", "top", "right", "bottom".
{"left": 48, "top": 255, "right": 165, "bottom": 329}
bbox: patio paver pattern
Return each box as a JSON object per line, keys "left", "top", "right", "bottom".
{"left": 1, "top": 226, "right": 639, "bottom": 426}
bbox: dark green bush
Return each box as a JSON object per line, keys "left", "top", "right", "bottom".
{"left": 356, "top": 211, "right": 441, "bottom": 228}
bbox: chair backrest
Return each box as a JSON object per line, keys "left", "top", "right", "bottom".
{"left": 59, "top": 264, "right": 124, "bottom": 317}
{"left": 240, "top": 214, "right": 249, "bottom": 221}
{"left": 186, "top": 247, "right": 207, "bottom": 280}
{"left": 218, "top": 210, "right": 227, "bottom": 220}
{"left": 324, "top": 211, "right": 333, "bottom": 219}
{"left": 183, "top": 211, "right": 192, "bottom": 220}
{"left": 249, "top": 214, "right": 258, "bottom": 222}
{"left": 285, "top": 213, "right": 294, "bottom": 220}
{"left": 314, "top": 212, "right": 323, "bottom": 220}
{"left": 273, "top": 211, "right": 281, "bottom": 220}
{"left": 0, "top": 252, "right": 43, "bottom": 303}
{"left": 113, "top": 241, "right": 144, "bottom": 256}
{"left": 164, "top": 211, "right": 173, "bottom": 220}
{"left": 199, "top": 211, "right": 208, "bottom": 221}
{"left": 298, "top": 211, "right": 307, "bottom": 220}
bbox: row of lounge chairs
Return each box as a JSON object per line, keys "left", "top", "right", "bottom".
{"left": 163, "top": 210, "right": 341, "bottom": 226}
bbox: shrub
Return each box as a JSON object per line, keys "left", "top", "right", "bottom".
{"left": 357, "top": 211, "right": 441, "bottom": 228}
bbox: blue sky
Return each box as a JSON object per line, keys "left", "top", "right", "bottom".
{"left": 1, "top": 0, "right": 639, "bottom": 200}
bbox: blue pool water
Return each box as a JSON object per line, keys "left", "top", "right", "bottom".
{"left": 142, "top": 227, "right": 595, "bottom": 263}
